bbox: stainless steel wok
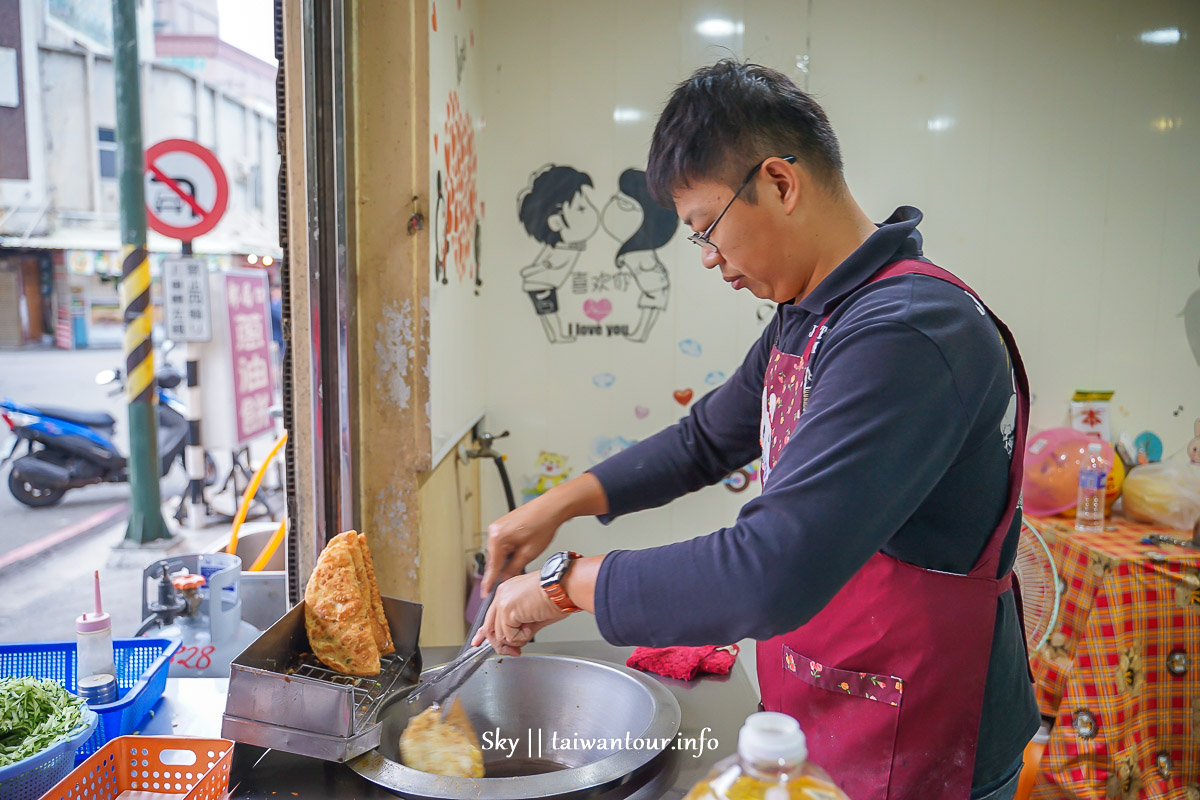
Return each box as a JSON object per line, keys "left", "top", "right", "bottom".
{"left": 348, "top": 653, "right": 682, "bottom": 799}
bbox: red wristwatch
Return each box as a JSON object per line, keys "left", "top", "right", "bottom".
{"left": 540, "top": 550, "right": 582, "bottom": 613}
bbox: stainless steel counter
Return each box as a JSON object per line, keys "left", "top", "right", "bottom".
{"left": 143, "top": 640, "right": 759, "bottom": 799}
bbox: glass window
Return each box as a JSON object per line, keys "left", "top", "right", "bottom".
{"left": 98, "top": 127, "right": 117, "bottom": 178}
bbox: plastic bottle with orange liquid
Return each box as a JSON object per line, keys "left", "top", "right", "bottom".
{"left": 683, "top": 712, "right": 850, "bottom": 800}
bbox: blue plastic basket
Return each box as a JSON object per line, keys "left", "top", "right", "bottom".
{"left": 0, "top": 708, "right": 97, "bottom": 800}
{"left": 0, "top": 638, "right": 179, "bottom": 762}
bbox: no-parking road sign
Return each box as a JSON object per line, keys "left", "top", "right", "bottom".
{"left": 144, "top": 139, "right": 229, "bottom": 241}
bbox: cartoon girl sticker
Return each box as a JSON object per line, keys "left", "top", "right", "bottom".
{"left": 601, "top": 168, "right": 678, "bottom": 342}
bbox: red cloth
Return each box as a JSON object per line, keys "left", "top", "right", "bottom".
{"left": 626, "top": 644, "right": 739, "bottom": 681}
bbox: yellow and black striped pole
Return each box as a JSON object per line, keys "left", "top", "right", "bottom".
{"left": 120, "top": 246, "right": 155, "bottom": 403}
{"left": 115, "top": 0, "right": 168, "bottom": 544}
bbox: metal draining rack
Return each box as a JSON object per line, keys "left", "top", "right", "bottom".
{"left": 222, "top": 597, "right": 424, "bottom": 762}
{"left": 292, "top": 651, "right": 414, "bottom": 730}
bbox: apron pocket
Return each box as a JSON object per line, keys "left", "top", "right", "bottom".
{"left": 781, "top": 645, "right": 904, "bottom": 800}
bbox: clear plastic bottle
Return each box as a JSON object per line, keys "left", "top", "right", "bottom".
{"left": 76, "top": 570, "right": 116, "bottom": 695}
{"left": 683, "top": 712, "right": 850, "bottom": 800}
{"left": 1074, "top": 442, "right": 1108, "bottom": 532}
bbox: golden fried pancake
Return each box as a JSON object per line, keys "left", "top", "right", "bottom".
{"left": 355, "top": 533, "right": 395, "bottom": 655}
{"left": 340, "top": 532, "right": 386, "bottom": 653}
{"left": 442, "top": 696, "right": 479, "bottom": 747}
{"left": 400, "top": 698, "right": 484, "bottom": 778}
{"left": 304, "top": 534, "right": 380, "bottom": 675}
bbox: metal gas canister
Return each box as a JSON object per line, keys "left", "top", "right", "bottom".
{"left": 138, "top": 552, "right": 263, "bottom": 677}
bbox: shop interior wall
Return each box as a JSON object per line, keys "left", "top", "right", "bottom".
{"left": 467, "top": 0, "right": 1200, "bottom": 647}
{"left": 428, "top": 0, "right": 487, "bottom": 461}
{"left": 347, "top": 0, "right": 492, "bottom": 642}
{"left": 417, "top": 432, "right": 483, "bottom": 646}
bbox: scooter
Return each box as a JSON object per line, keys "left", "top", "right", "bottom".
{"left": 0, "top": 363, "right": 212, "bottom": 508}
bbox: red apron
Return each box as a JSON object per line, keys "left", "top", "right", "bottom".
{"left": 756, "top": 260, "right": 1030, "bottom": 800}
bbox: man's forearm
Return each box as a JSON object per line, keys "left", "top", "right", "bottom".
{"left": 540, "top": 472, "right": 609, "bottom": 523}
{"left": 562, "top": 554, "right": 603, "bottom": 613}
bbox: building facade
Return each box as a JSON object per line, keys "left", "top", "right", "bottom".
{"left": 0, "top": 0, "right": 278, "bottom": 348}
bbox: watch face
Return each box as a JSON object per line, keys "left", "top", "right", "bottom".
{"left": 541, "top": 552, "right": 565, "bottom": 583}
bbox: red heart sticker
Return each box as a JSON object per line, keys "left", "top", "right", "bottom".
{"left": 673, "top": 389, "right": 694, "bottom": 406}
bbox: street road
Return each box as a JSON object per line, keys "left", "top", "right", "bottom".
{"left": 0, "top": 347, "right": 186, "bottom": 559}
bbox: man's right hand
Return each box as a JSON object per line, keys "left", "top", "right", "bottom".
{"left": 481, "top": 472, "right": 609, "bottom": 594}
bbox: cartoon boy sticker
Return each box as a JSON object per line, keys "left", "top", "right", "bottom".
{"left": 517, "top": 165, "right": 599, "bottom": 343}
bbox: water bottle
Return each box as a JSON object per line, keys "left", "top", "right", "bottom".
{"left": 683, "top": 712, "right": 850, "bottom": 800}
{"left": 1075, "top": 442, "right": 1108, "bottom": 532}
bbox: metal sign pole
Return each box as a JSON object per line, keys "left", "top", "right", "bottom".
{"left": 114, "top": 0, "right": 168, "bottom": 544}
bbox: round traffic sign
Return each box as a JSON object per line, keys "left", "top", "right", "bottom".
{"left": 144, "top": 139, "right": 229, "bottom": 240}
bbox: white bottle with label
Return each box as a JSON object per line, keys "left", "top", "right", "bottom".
{"left": 1075, "top": 442, "right": 1108, "bottom": 532}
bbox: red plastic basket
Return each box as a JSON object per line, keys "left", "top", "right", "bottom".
{"left": 40, "top": 735, "right": 233, "bottom": 800}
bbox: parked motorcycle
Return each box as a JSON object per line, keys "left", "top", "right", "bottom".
{"left": 0, "top": 363, "right": 214, "bottom": 508}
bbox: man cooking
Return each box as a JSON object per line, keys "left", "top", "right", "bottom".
{"left": 472, "top": 60, "right": 1038, "bottom": 800}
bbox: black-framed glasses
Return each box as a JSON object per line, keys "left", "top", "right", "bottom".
{"left": 687, "top": 155, "right": 796, "bottom": 254}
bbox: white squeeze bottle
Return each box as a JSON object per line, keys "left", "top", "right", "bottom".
{"left": 76, "top": 570, "right": 116, "bottom": 694}
{"left": 683, "top": 712, "right": 850, "bottom": 800}
{"left": 1075, "top": 442, "right": 1108, "bottom": 533}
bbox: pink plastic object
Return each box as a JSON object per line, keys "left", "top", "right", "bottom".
{"left": 1022, "top": 428, "right": 1115, "bottom": 516}
{"left": 76, "top": 570, "right": 111, "bottom": 634}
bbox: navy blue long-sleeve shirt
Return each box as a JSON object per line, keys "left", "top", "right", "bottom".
{"left": 588, "top": 207, "right": 1038, "bottom": 787}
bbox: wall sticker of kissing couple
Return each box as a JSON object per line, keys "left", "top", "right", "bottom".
{"left": 517, "top": 164, "right": 678, "bottom": 343}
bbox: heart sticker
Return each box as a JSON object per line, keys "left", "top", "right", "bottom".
{"left": 634, "top": 406, "right": 650, "bottom": 419}
{"left": 673, "top": 389, "right": 694, "bottom": 406}
{"left": 583, "top": 298, "right": 612, "bottom": 323}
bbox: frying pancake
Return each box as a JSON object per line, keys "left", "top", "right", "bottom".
{"left": 342, "top": 532, "right": 392, "bottom": 656}
{"left": 400, "top": 698, "right": 485, "bottom": 778}
{"left": 355, "top": 533, "right": 395, "bottom": 655}
{"left": 304, "top": 533, "right": 380, "bottom": 675}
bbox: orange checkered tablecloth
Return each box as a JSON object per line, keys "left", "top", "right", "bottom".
{"left": 1025, "top": 514, "right": 1200, "bottom": 800}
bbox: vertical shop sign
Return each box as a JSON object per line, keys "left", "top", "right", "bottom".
{"left": 224, "top": 272, "right": 273, "bottom": 444}
{"left": 162, "top": 256, "right": 212, "bottom": 342}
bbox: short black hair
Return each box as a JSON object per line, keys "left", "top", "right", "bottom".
{"left": 518, "top": 164, "right": 594, "bottom": 246}
{"left": 615, "top": 169, "right": 678, "bottom": 257}
{"left": 646, "top": 59, "right": 844, "bottom": 207}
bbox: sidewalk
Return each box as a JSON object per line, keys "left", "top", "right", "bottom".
{"left": 0, "top": 509, "right": 245, "bottom": 644}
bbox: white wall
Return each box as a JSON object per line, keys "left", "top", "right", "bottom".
{"left": 465, "top": 0, "right": 1200, "bottom": 637}
{"left": 475, "top": 1, "right": 806, "bottom": 646}
{"left": 41, "top": 50, "right": 92, "bottom": 211}
{"left": 428, "top": 0, "right": 487, "bottom": 461}
{"left": 806, "top": 0, "right": 1200, "bottom": 450}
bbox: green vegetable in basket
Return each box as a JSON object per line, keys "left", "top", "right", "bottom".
{"left": 0, "top": 676, "right": 87, "bottom": 767}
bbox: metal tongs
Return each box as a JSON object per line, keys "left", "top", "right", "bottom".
{"left": 403, "top": 640, "right": 495, "bottom": 719}
{"left": 401, "top": 556, "right": 509, "bottom": 720}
